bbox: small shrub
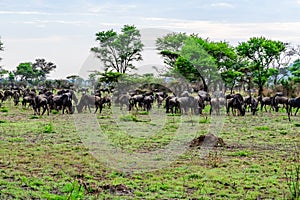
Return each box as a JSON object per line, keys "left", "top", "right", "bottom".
{"left": 61, "top": 181, "right": 85, "bottom": 199}
{"left": 285, "top": 146, "right": 300, "bottom": 199}
{"left": 279, "top": 130, "right": 288, "bottom": 135}
{"left": 0, "top": 107, "right": 9, "bottom": 112}
{"left": 199, "top": 117, "right": 210, "bottom": 124}
{"left": 120, "top": 114, "right": 138, "bottom": 122}
{"left": 229, "top": 151, "right": 249, "bottom": 157}
{"left": 255, "top": 126, "right": 270, "bottom": 131}
{"left": 30, "top": 115, "right": 39, "bottom": 119}
{"left": 51, "top": 110, "right": 59, "bottom": 114}
{"left": 294, "top": 123, "right": 300, "bottom": 127}
{"left": 43, "top": 122, "right": 54, "bottom": 133}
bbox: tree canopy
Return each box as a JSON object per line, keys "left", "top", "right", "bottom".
{"left": 236, "top": 37, "right": 285, "bottom": 95}
{"left": 91, "top": 25, "right": 144, "bottom": 74}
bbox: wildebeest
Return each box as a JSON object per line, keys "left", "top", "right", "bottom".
{"left": 2, "top": 90, "right": 14, "bottom": 102}
{"left": 129, "top": 94, "right": 145, "bottom": 110}
{"left": 143, "top": 95, "right": 154, "bottom": 112}
{"left": 273, "top": 95, "right": 289, "bottom": 112}
{"left": 198, "top": 90, "right": 211, "bottom": 103}
{"left": 176, "top": 96, "right": 198, "bottom": 114}
{"left": 32, "top": 94, "right": 50, "bottom": 115}
{"left": 258, "top": 96, "right": 274, "bottom": 112}
{"left": 115, "top": 94, "right": 130, "bottom": 110}
{"left": 210, "top": 97, "right": 226, "bottom": 115}
{"left": 287, "top": 97, "right": 300, "bottom": 116}
{"left": 227, "top": 94, "right": 245, "bottom": 116}
{"left": 76, "top": 94, "right": 96, "bottom": 113}
{"left": 165, "top": 96, "right": 179, "bottom": 114}
{"left": 155, "top": 92, "right": 168, "bottom": 108}
{"left": 51, "top": 93, "right": 73, "bottom": 114}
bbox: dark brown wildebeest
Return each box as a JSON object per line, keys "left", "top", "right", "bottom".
{"left": 51, "top": 93, "right": 73, "bottom": 114}
{"left": 76, "top": 94, "right": 95, "bottom": 113}
{"left": 165, "top": 96, "right": 180, "bottom": 114}
{"left": 227, "top": 94, "right": 245, "bottom": 116}
{"left": 32, "top": 94, "right": 50, "bottom": 115}
{"left": 288, "top": 97, "right": 300, "bottom": 116}
{"left": 2, "top": 90, "right": 14, "bottom": 102}
{"left": 143, "top": 95, "right": 154, "bottom": 112}
{"left": 210, "top": 97, "right": 226, "bottom": 115}
{"left": 273, "top": 95, "right": 289, "bottom": 112}
{"left": 155, "top": 92, "right": 168, "bottom": 108}
{"left": 198, "top": 90, "right": 211, "bottom": 103}
{"left": 258, "top": 96, "right": 274, "bottom": 112}
{"left": 129, "top": 94, "right": 145, "bottom": 111}
{"left": 94, "top": 96, "right": 105, "bottom": 113}
{"left": 115, "top": 94, "right": 130, "bottom": 111}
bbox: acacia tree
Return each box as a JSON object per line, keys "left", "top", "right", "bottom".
{"left": 32, "top": 58, "right": 56, "bottom": 81}
{"left": 14, "top": 62, "right": 34, "bottom": 82}
{"left": 91, "top": 25, "right": 143, "bottom": 74}
{"left": 0, "top": 39, "right": 8, "bottom": 78}
{"left": 236, "top": 37, "right": 285, "bottom": 96}
{"left": 0, "top": 38, "right": 3, "bottom": 61}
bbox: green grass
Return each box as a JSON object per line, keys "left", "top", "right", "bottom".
{"left": 0, "top": 100, "right": 299, "bottom": 199}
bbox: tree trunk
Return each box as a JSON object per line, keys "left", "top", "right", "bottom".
{"left": 258, "top": 84, "right": 263, "bottom": 96}
{"left": 199, "top": 74, "right": 208, "bottom": 92}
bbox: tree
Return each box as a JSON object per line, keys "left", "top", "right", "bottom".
{"left": 91, "top": 25, "right": 143, "bottom": 74}
{"left": 156, "top": 32, "right": 188, "bottom": 69}
{"left": 32, "top": 58, "right": 56, "bottom": 81}
{"left": 289, "top": 59, "right": 300, "bottom": 83}
{"left": 14, "top": 62, "right": 34, "bottom": 81}
{"left": 0, "top": 38, "right": 3, "bottom": 62}
{"left": 236, "top": 37, "right": 285, "bottom": 96}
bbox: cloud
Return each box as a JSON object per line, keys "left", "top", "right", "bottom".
{"left": 140, "top": 17, "right": 300, "bottom": 44}
{"left": 0, "top": 10, "right": 50, "bottom": 15}
{"left": 210, "top": 2, "right": 234, "bottom": 8}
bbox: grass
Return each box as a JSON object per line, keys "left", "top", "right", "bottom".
{"left": 0, "top": 100, "right": 299, "bottom": 199}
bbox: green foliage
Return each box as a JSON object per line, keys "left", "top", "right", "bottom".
{"left": 156, "top": 32, "right": 188, "bottom": 52}
{"left": 14, "top": 59, "right": 56, "bottom": 84}
{"left": 285, "top": 147, "right": 300, "bottom": 199}
{"left": 255, "top": 126, "right": 270, "bottom": 131}
{"left": 15, "top": 62, "right": 34, "bottom": 81}
{"left": 61, "top": 181, "right": 85, "bottom": 199}
{"left": 0, "top": 37, "right": 3, "bottom": 62}
{"left": 236, "top": 37, "right": 285, "bottom": 95}
{"left": 289, "top": 59, "right": 300, "bottom": 83}
{"left": 0, "top": 107, "right": 8, "bottom": 112}
{"left": 91, "top": 25, "right": 144, "bottom": 73}
{"left": 43, "top": 122, "right": 54, "bottom": 133}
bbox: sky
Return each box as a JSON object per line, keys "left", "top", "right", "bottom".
{"left": 1, "top": 0, "right": 300, "bottom": 79}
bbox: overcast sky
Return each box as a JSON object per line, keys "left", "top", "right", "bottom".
{"left": 1, "top": 0, "right": 300, "bottom": 79}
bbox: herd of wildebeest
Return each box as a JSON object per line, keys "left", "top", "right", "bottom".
{"left": 0, "top": 85, "right": 300, "bottom": 121}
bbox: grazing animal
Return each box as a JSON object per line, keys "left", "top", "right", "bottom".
{"left": 116, "top": 94, "right": 130, "bottom": 111}
{"left": 143, "top": 95, "right": 154, "bottom": 112}
{"left": 13, "top": 91, "right": 21, "bottom": 106}
{"left": 273, "top": 95, "right": 289, "bottom": 112}
{"left": 210, "top": 97, "right": 226, "bottom": 115}
{"left": 32, "top": 94, "right": 50, "bottom": 115}
{"left": 155, "top": 92, "right": 168, "bottom": 108}
{"left": 165, "top": 96, "right": 180, "bottom": 114}
{"left": 288, "top": 97, "right": 300, "bottom": 116}
{"left": 94, "top": 96, "right": 104, "bottom": 113}
{"left": 198, "top": 90, "right": 211, "bottom": 103}
{"left": 76, "top": 94, "right": 96, "bottom": 113}
{"left": 52, "top": 93, "right": 73, "bottom": 114}
{"left": 258, "top": 96, "right": 274, "bottom": 112}
{"left": 227, "top": 94, "right": 245, "bottom": 116}
{"left": 129, "top": 94, "right": 145, "bottom": 110}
